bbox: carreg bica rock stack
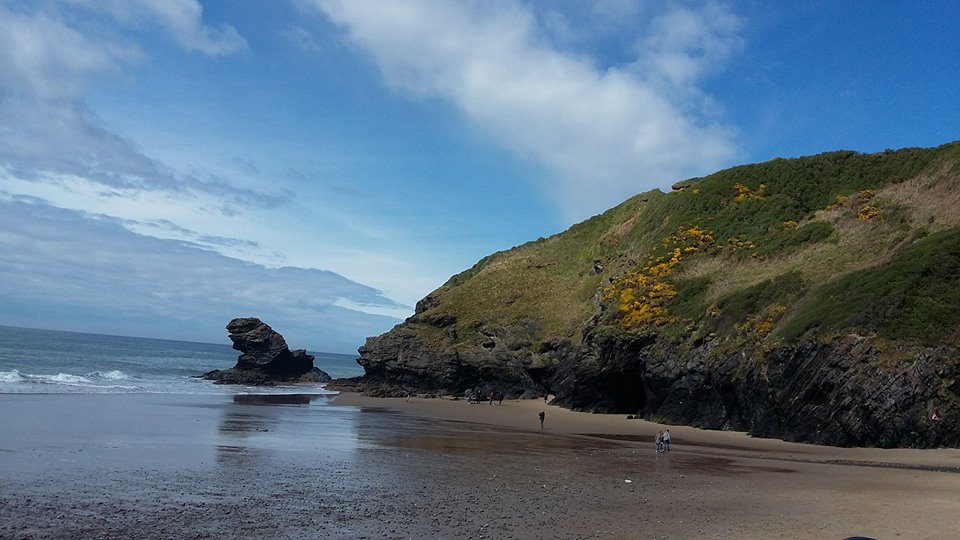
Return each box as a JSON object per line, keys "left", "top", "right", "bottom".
{"left": 201, "top": 317, "right": 330, "bottom": 385}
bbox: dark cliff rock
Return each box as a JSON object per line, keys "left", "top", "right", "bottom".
{"left": 354, "top": 321, "right": 959, "bottom": 448}
{"left": 542, "top": 332, "right": 960, "bottom": 448}
{"left": 354, "top": 315, "right": 543, "bottom": 399}
{"left": 201, "top": 318, "right": 331, "bottom": 385}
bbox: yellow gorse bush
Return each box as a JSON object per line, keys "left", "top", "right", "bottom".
{"left": 824, "top": 193, "right": 851, "bottom": 211}
{"left": 724, "top": 236, "right": 755, "bottom": 253}
{"left": 735, "top": 304, "right": 787, "bottom": 338}
{"left": 605, "top": 226, "right": 715, "bottom": 330}
{"left": 733, "top": 182, "right": 767, "bottom": 202}
{"left": 858, "top": 205, "right": 881, "bottom": 221}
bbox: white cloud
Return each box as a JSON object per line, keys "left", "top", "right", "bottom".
{"left": 310, "top": 0, "right": 742, "bottom": 220}
{"left": 0, "top": 166, "right": 435, "bottom": 311}
{"left": 0, "top": 2, "right": 256, "bottom": 198}
{"left": 285, "top": 26, "right": 325, "bottom": 54}
{"left": 0, "top": 1, "right": 450, "bottom": 342}
{"left": 633, "top": 2, "right": 742, "bottom": 93}
{"left": 135, "top": 0, "right": 247, "bottom": 56}
{"left": 67, "top": 0, "right": 248, "bottom": 56}
{"left": 0, "top": 196, "right": 402, "bottom": 352}
{"left": 0, "top": 1, "right": 245, "bottom": 99}
{"left": 0, "top": 3, "right": 140, "bottom": 99}
{"left": 333, "top": 298, "right": 415, "bottom": 320}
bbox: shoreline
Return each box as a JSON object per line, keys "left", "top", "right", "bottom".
{"left": 332, "top": 391, "right": 960, "bottom": 472}
{"left": 3, "top": 391, "right": 959, "bottom": 538}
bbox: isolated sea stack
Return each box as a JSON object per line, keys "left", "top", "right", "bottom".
{"left": 201, "top": 317, "right": 331, "bottom": 385}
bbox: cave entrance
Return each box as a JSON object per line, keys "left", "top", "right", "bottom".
{"left": 607, "top": 374, "right": 646, "bottom": 413}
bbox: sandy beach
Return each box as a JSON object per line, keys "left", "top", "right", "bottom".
{"left": 2, "top": 391, "right": 958, "bottom": 539}
{"left": 331, "top": 393, "right": 960, "bottom": 539}
{"left": 334, "top": 392, "right": 960, "bottom": 471}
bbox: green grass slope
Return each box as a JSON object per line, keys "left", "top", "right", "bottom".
{"left": 417, "top": 141, "right": 960, "bottom": 353}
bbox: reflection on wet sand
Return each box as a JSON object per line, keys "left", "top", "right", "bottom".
{"left": 369, "top": 422, "right": 621, "bottom": 457}
{"left": 666, "top": 453, "right": 795, "bottom": 476}
{"left": 358, "top": 407, "right": 620, "bottom": 456}
{"left": 232, "top": 393, "right": 328, "bottom": 406}
{"left": 351, "top": 407, "right": 802, "bottom": 481}
{"left": 216, "top": 394, "right": 327, "bottom": 465}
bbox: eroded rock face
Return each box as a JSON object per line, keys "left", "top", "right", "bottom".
{"left": 354, "top": 319, "right": 960, "bottom": 448}
{"left": 353, "top": 314, "right": 543, "bottom": 399}
{"left": 548, "top": 332, "right": 960, "bottom": 449}
{"left": 201, "top": 318, "right": 331, "bottom": 385}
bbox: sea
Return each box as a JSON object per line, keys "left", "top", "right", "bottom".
{"left": 0, "top": 325, "right": 364, "bottom": 395}
{"left": 0, "top": 325, "right": 627, "bottom": 537}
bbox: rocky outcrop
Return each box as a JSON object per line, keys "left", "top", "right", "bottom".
{"left": 201, "top": 318, "right": 331, "bottom": 385}
{"left": 351, "top": 305, "right": 543, "bottom": 399}
{"left": 354, "top": 320, "right": 960, "bottom": 448}
{"left": 552, "top": 333, "right": 960, "bottom": 448}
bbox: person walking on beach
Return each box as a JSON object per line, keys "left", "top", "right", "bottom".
{"left": 663, "top": 429, "right": 671, "bottom": 451}
{"left": 539, "top": 410, "right": 545, "bottom": 430}
{"left": 655, "top": 431, "right": 663, "bottom": 453}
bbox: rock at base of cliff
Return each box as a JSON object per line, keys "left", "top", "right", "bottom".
{"left": 201, "top": 366, "right": 331, "bottom": 386}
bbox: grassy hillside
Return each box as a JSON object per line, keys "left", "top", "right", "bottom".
{"left": 420, "top": 142, "right": 960, "bottom": 352}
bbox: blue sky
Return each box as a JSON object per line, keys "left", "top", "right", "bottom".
{"left": 0, "top": 1, "right": 957, "bottom": 353}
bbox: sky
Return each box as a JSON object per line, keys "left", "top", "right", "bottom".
{"left": 0, "top": 0, "right": 957, "bottom": 353}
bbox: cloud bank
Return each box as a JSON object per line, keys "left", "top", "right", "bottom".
{"left": 0, "top": 196, "right": 402, "bottom": 352}
{"left": 311, "top": 0, "right": 742, "bottom": 220}
{"left": 0, "top": 1, "right": 264, "bottom": 206}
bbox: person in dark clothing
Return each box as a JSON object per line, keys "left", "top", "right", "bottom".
{"left": 538, "top": 410, "right": 545, "bottom": 430}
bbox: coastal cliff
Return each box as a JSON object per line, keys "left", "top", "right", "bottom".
{"left": 352, "top": 142, "right": 960, "bottom": 448}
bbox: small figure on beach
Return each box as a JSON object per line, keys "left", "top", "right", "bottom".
{"left": 655, "top": 431, "right": 663, "bottom": 453}
{"left": 498, "top": 393, "right": 504, "bottom": 406}
{"left": 663, "top": 429, "right": 671, "bottom": 451}
{"left": 539, "top": 410, "right": 545, "bottom": 430}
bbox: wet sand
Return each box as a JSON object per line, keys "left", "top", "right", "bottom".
{"left": 333, "top": 393, "right": 960, "bottom": 539}
{"left": 334, "top": 393, "right": 960, "bottom": 472}
{"left": 1, "top": 392, "right": 958, "bottom": 539}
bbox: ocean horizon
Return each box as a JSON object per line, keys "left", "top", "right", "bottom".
{"left": 0, "top": 325, "right": 364, "bottom": 395}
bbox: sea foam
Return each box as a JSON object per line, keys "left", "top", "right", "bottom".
{"left": 0, "top": 370, "right": 24, "bottom": 383}
{"left": 37, "top": 373, "right": 92, "bottom": 384}
{"left": 90, "top": 370, "right": 129, "bottom": 380}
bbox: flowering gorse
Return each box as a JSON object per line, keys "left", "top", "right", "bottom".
{"left": 604, "top": 226, "right": 715, "bottom": 330}
{"left": 733, "top": 182, "right": 767, "bottom": 202}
